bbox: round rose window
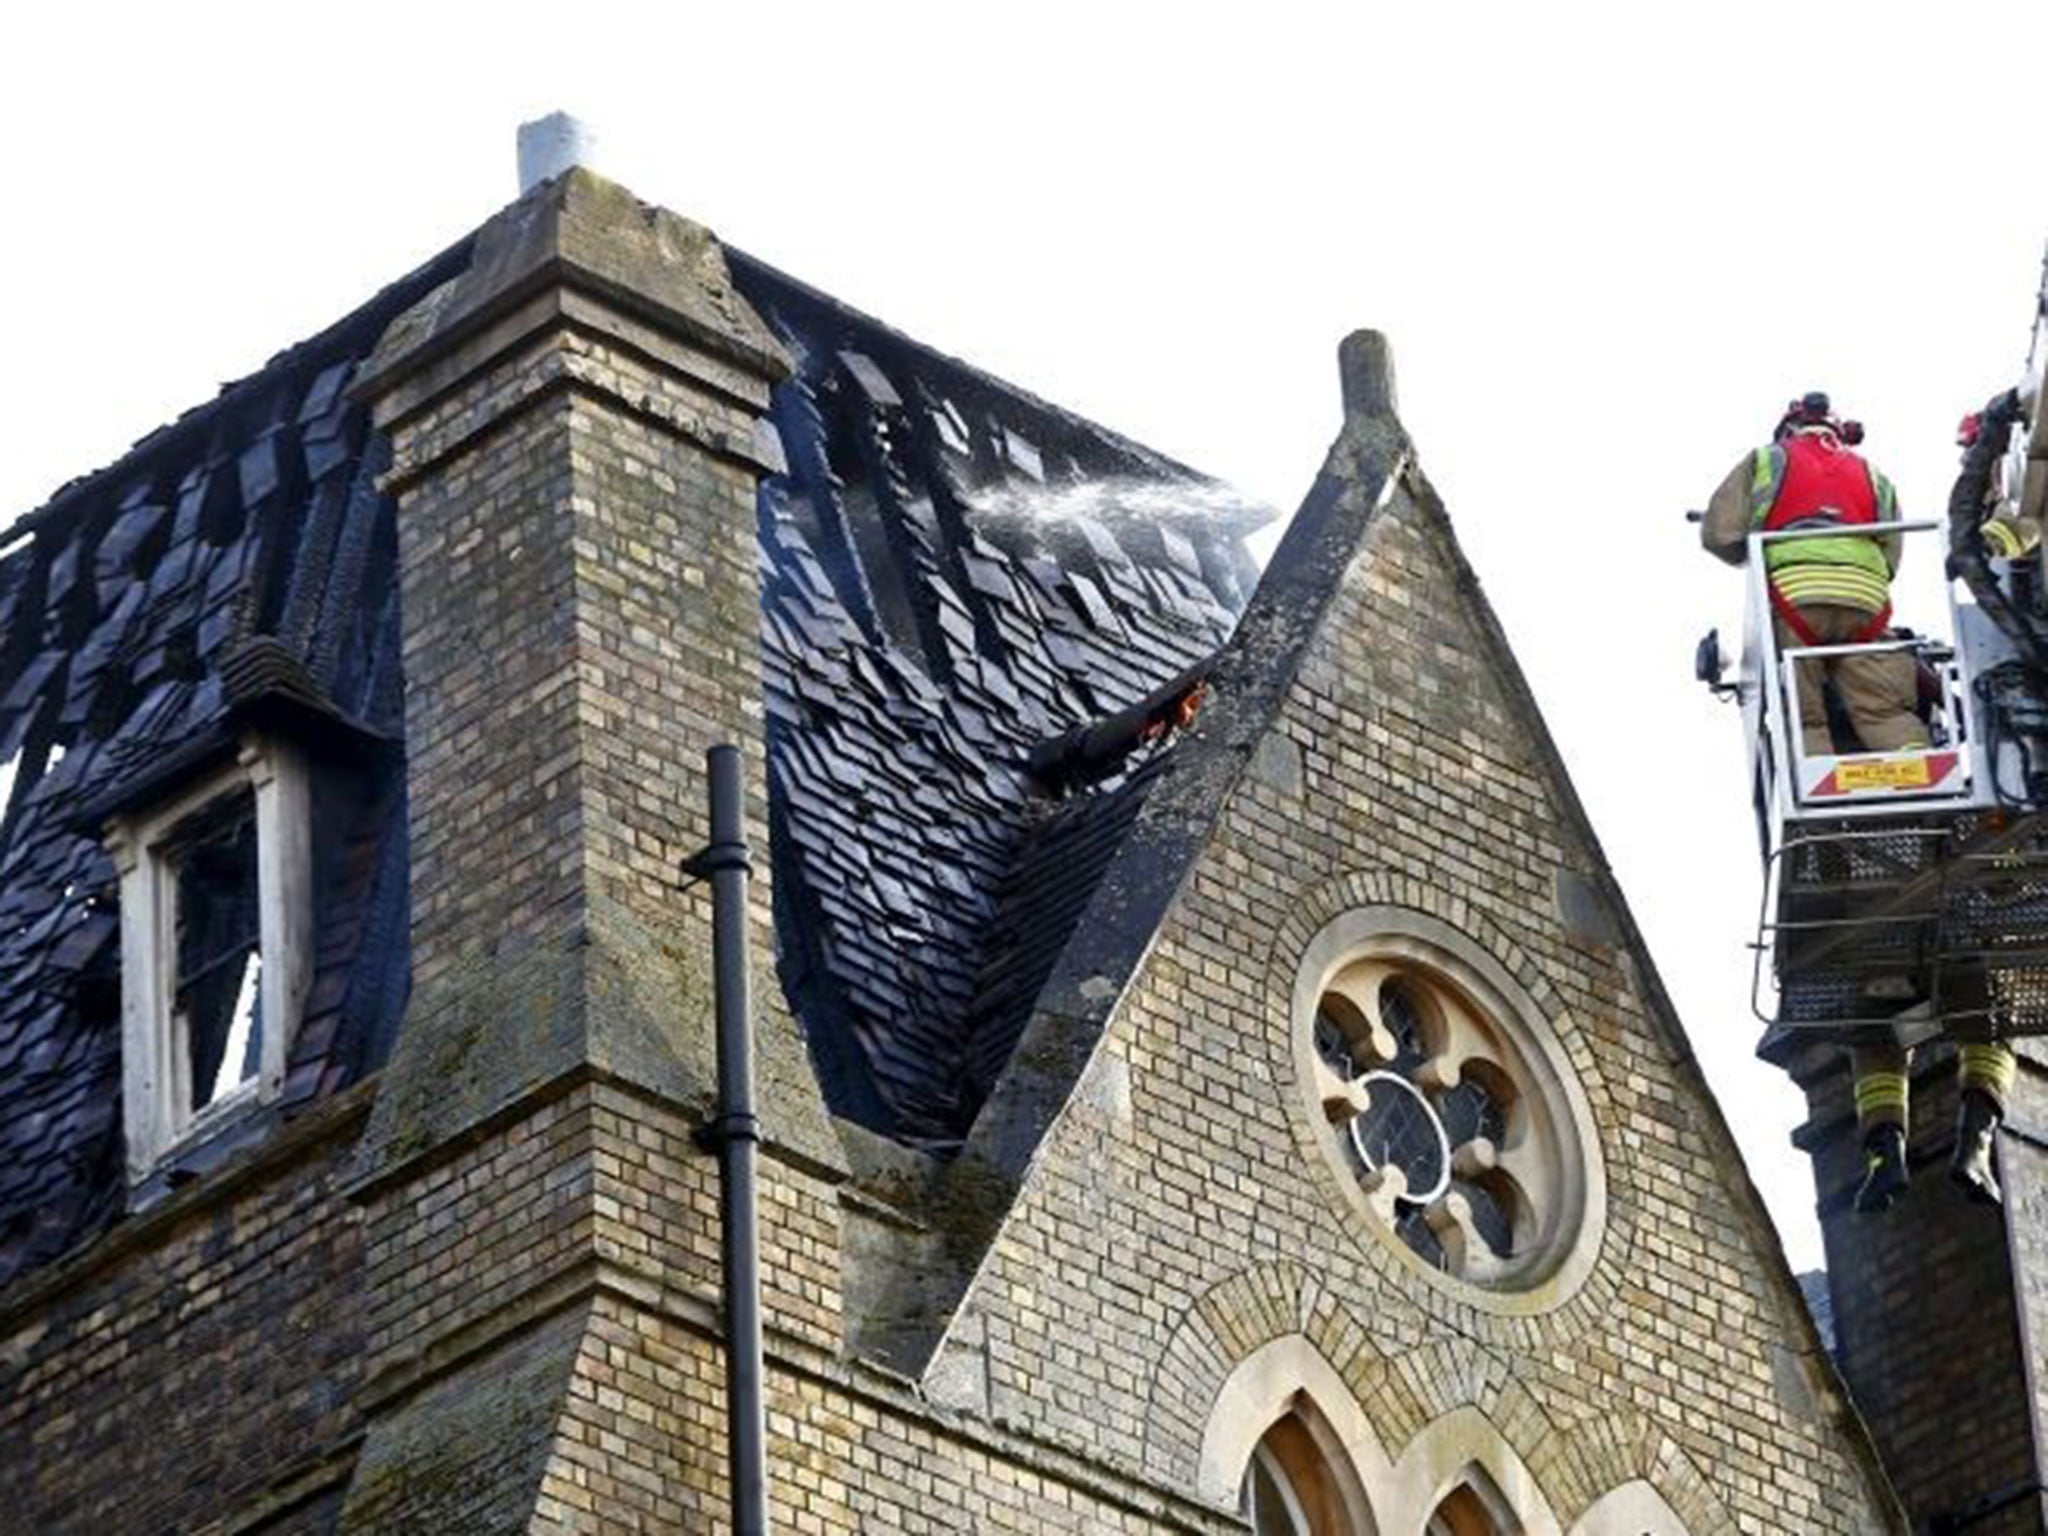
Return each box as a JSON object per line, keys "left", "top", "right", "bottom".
{"left": 1295, "top": 913, "right": 1604, "bottom": 1305}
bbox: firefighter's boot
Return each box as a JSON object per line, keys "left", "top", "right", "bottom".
{"left": 1855, "top": 1124, "right": 1910, "bottom": 1214}
{"left": 1951, "top": 1091, "right": 2004, "bottom": 1208}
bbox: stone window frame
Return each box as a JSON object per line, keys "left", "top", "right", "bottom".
{"left": 1290, "top": 906, "right": 1607, "bottom": 1316}
{"left": 1198, "top": 1337, "right": 1388, "bottom": 1530}
{"left": 1197, "top": 1340, "right": 1634, "bottom": 1535}
{"left": 102, "top": 736, "right": 312, "bottom": 1180}
{"left": 1565, "top": 1482, "right": 1695, "bottom": 1536}
{"left": 1380, "top": 1409, "right": 1564, "bottom": 1536}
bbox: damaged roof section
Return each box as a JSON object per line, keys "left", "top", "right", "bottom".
{"left": 0, "top": 223, "right": 1265, "bottom": 1285}
{"left": 731, "top": 254, "right": 1265, "bottom": 1147}
{"left": 0, "top": 243, "right": 469, "bottom": 1287}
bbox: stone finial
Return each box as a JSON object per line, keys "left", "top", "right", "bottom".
{"left": 517, "top": 112, "right": 599, "bottom": 195}
{"left": 1338, "top": 329, "right": 1399, "bottom": 424}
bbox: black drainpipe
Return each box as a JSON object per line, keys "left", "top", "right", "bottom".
{"left": 686, "top": 744, "right": 769, "bottom": 1535}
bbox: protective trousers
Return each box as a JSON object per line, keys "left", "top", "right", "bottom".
{"left": 1773, "top": 604, "right": 1927, "bottom": 758}
{"left": 1851, "top": 1040, "right": 2015, "bottom": 1132}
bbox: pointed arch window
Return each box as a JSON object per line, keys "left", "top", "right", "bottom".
{"left": 1197, "top": 1338, "right": 1388, "bottom": 1533}
{"left": 1428, "top": 1486, "right": 1509, "bottom": 1536}
{"left": 1425, "top": 1468, "right": 1523, "bottom": 1536}
{"left": 1236, "top": 1403, "right": 1376, "bottom": 1536}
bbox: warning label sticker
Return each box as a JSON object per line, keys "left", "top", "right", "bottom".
{"left": 1835, "top": 758, "right": 1934, "bottom": 791}
{"left": 1806, "top": 751, "right": 1962, "bottom": 798}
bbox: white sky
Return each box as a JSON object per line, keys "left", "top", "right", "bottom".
{"left": 6, "top": 1, "right": 2047, "bottom": 1271}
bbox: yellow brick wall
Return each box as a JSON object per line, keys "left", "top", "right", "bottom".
{"left": 937, "top": 473, "right": 1896, "bottom": 1533}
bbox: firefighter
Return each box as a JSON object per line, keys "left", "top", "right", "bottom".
{"left": 1700, "top": 391, "right": 1926, "bottom": 759}
{"left": 1855, "top": 399, "right": 2045, "bottom": 1214}
{"left": 1952, "top": 393, "right": 2043, "bottom": 567}
{"left": 1703, "top": 393, "right": 2013, "bottom": 1211}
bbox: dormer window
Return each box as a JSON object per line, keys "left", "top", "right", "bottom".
{"left": 104, "top": 737, "right": 311, "bottom": 1180}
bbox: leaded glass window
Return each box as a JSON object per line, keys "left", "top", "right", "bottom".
{"left": 1312, "top": 966, "right": 1538, "bottom": 1287}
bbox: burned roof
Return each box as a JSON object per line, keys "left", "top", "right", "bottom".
{"left": 0, "top": 229, "right": 1262, "bottom": 1285}
{"left": 733, "top": 253, "right": 1261, "bottom": 1145}
{"left": 0, "top": 241, "right": 472, "bottom": 1284}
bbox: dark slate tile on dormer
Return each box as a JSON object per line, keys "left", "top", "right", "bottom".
{"left": 0, "top": 235, "right": 468, "bottom": 1288}
{"left": 297, "top": 360, "right": 352, "bottom": 427}
{"left": 238, "top": 433, "right": 286, "bottom": 510}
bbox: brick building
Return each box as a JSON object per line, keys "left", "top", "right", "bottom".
{"left": 0, "top": 158, "right": 1945, "bottom": 1532}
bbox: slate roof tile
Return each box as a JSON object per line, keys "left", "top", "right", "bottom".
{"left": 730, "top": 252, "right": 1260, "bottom": 1146}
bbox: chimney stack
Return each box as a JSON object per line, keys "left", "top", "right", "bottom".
{"left": 336, "top": 162, "right": 841, "bottom": 1532}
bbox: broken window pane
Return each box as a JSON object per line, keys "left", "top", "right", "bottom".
{"left": 172, "top": 794, "right": 262, "bottom": 1111}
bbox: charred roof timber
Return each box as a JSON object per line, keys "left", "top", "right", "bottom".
{"left": 1026, "top": 661, "right": 1212, "bottom": 796}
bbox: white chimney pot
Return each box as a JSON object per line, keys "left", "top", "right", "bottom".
{"left": 517, "top": 113, "right": 598, "bottom": 195}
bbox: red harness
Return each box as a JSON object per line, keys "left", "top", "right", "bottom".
{"left": 1767, "top": 583, "right": 1892, "bottom": 647}
{"left": 1764, "top": 431, "right": 1891, "bottom": 645}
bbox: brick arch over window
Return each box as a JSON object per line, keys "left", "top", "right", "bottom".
{"left": 1147, "top": 1263, "right": 1589, "bottom": 1503}
{"left": 1370, "top": 1405, "right": 1727, "bottom": 1536}
{"left": 1142, "top": 1261, "right": 1407, "bottom": 1492}
{"left": 1149, "top": 1261, "right": 1737, "bottom": 1533}
{"left": 1193, "top": 1335, "right": 1390, "bottom": 1527}
{"left": 1513, "top": 1412, "right": 1736, "bottom": 1536}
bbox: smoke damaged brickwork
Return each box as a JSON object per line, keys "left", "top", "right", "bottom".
{"left": 336, "top": 170, "right": 861, "bottom": 1531}
{"left": 0, "top": 1093, "right": 373, "bottom": 1534}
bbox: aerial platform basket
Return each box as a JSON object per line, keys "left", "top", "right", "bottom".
{"left": 1723, "top": 518, "right": 2048, "bottom": 1045}
{"left": 1759, "top": 817, "right": 2048, "bottom": 1046}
